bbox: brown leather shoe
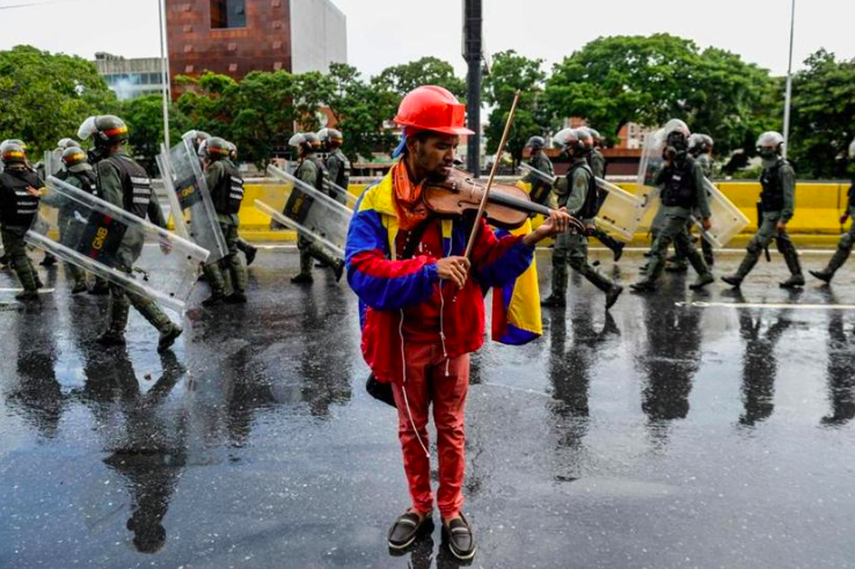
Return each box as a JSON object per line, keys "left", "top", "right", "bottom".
{"left": 388, "top": 510, "right": 434, "bottom": 550}
{"left": 442, "top": 513, "right": 476, "bottom": 561}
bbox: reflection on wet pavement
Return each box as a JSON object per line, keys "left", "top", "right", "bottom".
{"left": 1, "top": 249, "right": 854, "bottom": 568}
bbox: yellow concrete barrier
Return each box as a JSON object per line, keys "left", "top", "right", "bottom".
{"left": 222, "top": 181, "right": 849, "bottom": 247}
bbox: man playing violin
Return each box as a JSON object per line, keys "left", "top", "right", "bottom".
{"left": 345, "top": 85, "right": 573, "bottom": 561}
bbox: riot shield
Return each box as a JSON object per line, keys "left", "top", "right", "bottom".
{"left": 43, "top": 149, "right": 63, "bottom": 179}
{"left": 694, "top": 178, "right": 750, "bottom": 249}
{"left": 322, "top": 178, "right": 358, "bottom": 209}
{"left": 636, "top": 127, "right": 666, "bottom": 210}
{"left": 25, "top": 176, "right": 209, "bottom": 312}
{"left": 519, "top": 162, "right": 555, "bottom": 185}
{"left": 259, "top": 164, "right": 352, "bottom": 258}
{"left": 519, "top": 163, "right": 642, "bottom": 242}
{"left": 595, "top": 178, "right": 643, "bottom": 242}
{"left": 157, "top": 140, "right": 228, "bottom": 265}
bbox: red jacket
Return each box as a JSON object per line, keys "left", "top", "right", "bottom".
{"left": 345, "top": 171, "right": 536, "bottom": 383}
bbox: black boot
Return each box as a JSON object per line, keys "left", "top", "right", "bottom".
{"left": 779, "top": 241, "right": 805, "bottom": 289}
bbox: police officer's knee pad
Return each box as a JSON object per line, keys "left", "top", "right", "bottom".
{"left": 746, "top": 240, "right": 763, "bottom": 255}
{"left": 839, "top": 234, "right": 854, "bottom": 251}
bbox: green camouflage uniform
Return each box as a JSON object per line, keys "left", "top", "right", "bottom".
{"left": 672, "top": 152, "right": 715, "bottom": 268}
{"left": 586, "top": 148, "right": 624, "bottom": 257}
{"left": 0, "top": 166, "right": 42, "bottom": 294}
{"left": 96, "top": 152, "right": 174, "bottom": 337}
{"left": 730, "top": 158, "right": 801, "bottom": 282}
{"left": 292, "top": 157, "right": 340, "bottom": 279}
{"left": 522, "top": 151, "right": 554, "bottom": 206}
{"left": 203, "top": 158, "right": 247, "bottom": 296}
{"left": 636, "top": 157, "right": 713, "bottom": 288}
{"left": 325, "top": 148, "right": 351, "bottom": 205}
{"left": 813, "top": 179, "right": 855, "bottom": 279}
{"left": 549, "top": 157, "right": 617, "bottom": 301}
{"left": 41, "top": 163, "right": 94, "bottom": 288}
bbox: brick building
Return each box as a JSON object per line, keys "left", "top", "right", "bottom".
{"left": 166, "top": 0, "right": 346, "bottom": 96}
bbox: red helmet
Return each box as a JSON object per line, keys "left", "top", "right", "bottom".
{"left": 394, "top": 86, "right": 474, "bottom": 136}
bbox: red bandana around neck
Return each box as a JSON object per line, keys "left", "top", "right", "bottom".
{"left": 392, "top": 160, "right": 430, "bottom": 231}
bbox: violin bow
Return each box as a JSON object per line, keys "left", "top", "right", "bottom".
{"left": 463, "top": 90, "right": 522, "bottom": 260}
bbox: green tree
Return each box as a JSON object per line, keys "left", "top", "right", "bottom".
{"left": 545, "top": 34, "right": 775, "bottom": 156}
{"left": 373, "top": 56, "right": 466, "bottom": 100}
{"left": 326, "top": 63, "right": 397, "bottom": 161}
{"left": 786, "top": 49, "right": 855, "bottom": 179}
{"left": 0, "top": 45, "right": 118, "bottom": 158}
{"left": 121, "top": 94, "right": 191, "bottom": 173}
{"left": 483, "top": 50, "right": 551, "bottom": 166}
{"left": 177, "top": 70, "right": 316, "bottom": 168}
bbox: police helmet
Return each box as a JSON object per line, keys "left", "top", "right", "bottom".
{"left": 1, "top": 142, "right": 27, "bottom": 166}
{"left": 756, "top": 131, "right": 785, "bottom": 157}
{"left": 57, "top": 138, "right": 81, "bottom": 150}
{"left": 61, "top": 146, "right": 88, "bottom": 169}
{"left": 848, "top": 137, "right": 855, "bottom": 160}
{"left": 318, "top": 128, "right": 343, "bottom": 146}
{"left": 206, "top": 137, "right": 231, "bottom": 161}
{"left": 553, "top": 128, "right": 593, "bottom": 156}
{"left": 77, "top": 115, "right": 129, "bottom": 148}
{"left": 526, "top": 136, "right": 546, "bottom": 150}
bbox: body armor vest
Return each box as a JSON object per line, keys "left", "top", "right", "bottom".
{"left": 0, "top": 169, "right": 41, "bottom": 227}
{"left": 328, "top": 150, "right": 351, "bottom": 190}
{"left": 660, "top": 158, "right": 698, "bottom": 209}
{"left": 567, "top": 161, "right": 600, "bottom": 219}
{"left": 212, "top": 160, "right": 244, "bottom": 215}
{"left": 104, "top": 155, "right": 153, "bottom": 219}
{"left": 759, "top": 160, "right": 788, "bottom": 212}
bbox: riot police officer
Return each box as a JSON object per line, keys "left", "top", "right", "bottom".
{"left": 78, "top": 115, "right": 182, "bottom": 351}
{"left": 722, "top": 132, "right": 804, "bottom": 289}
{"left": 287, "top": 133, "right": 343, "bottom": 284}
{"left": 520, "top": 135, "right": 554, "bottom": 206}
{"left": 542, "top": 128, "right": 623, "bottom": 310}
{"left": 631, "top": 120, "right": 714, "bottom": 293}
{"left": 182, "top": 130, "right": 211, "bottom": 164}
{"left": 580, "top": 126, "right": 624, "bottom": 262}
{"left": 0, "top": 142, "right": 43, "bottom": 300}
{"left": 690, "top": 134, "right": 716, "bottom": 267}
{"left": 318, "top": 128, "right": 350, "bottom": 205}
{"left": 810, "top": 136, "right": 855, "bottom": 283}
{"left": 40, "top": 147, "right": 97, "bottom": 294}
{"left": 224, "top": 141, "right": 257, "bottom": 266}
{"left": 201, "top": 137, "right": 248, "bottom": 306}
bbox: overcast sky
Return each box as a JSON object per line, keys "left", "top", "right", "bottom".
{"left": 1, "top": 0, "right": 853, "bottom": 78}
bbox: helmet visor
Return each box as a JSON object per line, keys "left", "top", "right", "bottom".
{"left": 77, "top": 117, "right": 99, "bottom": 141}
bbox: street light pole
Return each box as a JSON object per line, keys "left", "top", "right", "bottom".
{"left": 782, "top": 0, "right": 796, "bottom": 159}
{"left": 464, "top": 0, "right": 482, "bottom": 177}
{"left": 158, "top": 0, "right": 171, "bottom": 149}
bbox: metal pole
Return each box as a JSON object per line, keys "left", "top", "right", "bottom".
{"left": 464, "top": 0, "right": 482, "bottom": 177}
{"left": 782, "top": 0, "right": 796, "bottom": 159}
{"left": 158, "top": 0, "right": 171, "bottom": 149}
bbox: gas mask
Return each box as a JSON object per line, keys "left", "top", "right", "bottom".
{"left": 87, "top": 145, "right": 109, "bottom": 164}
{"left": 664, "top": 132, "right": 689, "bottom": 162}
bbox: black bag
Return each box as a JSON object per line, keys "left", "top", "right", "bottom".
{"left": 366, "top": 375, "right": 397, "bottom": 408}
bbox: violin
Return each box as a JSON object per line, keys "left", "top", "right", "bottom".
{"left": 423, "top": 168, "right": 585, "bottom": 233}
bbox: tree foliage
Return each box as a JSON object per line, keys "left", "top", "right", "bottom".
{"left": 786, "top": 49, "right": 855, "bottom": 179}
{"left": 121, "top": 94, "right": 191, "bottom": 172}
{"left": 545, "top": 34, "right": 775, "bottom": 156}
{"left": 372, "top": 56, "right": 466, "bottom": 100}
{"left": 0, "top": 45, "right": 119, "bottom": 159}
{"left": 483, "top": 50, "right": 551, "bottom": 165}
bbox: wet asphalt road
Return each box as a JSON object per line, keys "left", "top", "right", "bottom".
{"left": 1, "top": 246, "right": 854, "bottom": 569}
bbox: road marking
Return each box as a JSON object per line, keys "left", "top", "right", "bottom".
{"left": 480, "top": 382, "right": 552, "bottom": 398}
{"left": 677, "top": 300, "right": 855, "bottom": 311}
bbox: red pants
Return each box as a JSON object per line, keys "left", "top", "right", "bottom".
{"left": 391, "top": 342, "right": 470, "bottom": 520}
